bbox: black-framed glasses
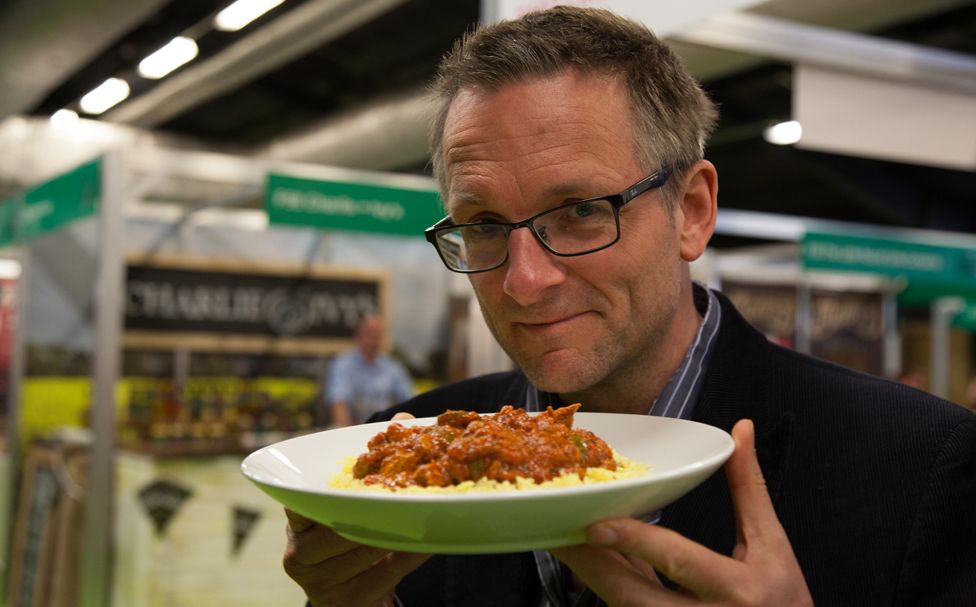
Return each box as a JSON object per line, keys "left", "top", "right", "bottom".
{"left": 424, "top": 169, "right": 671, "bottom": 274}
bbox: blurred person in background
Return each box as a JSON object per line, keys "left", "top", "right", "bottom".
{"left": 896, "top": 367, "right": 926, "bottom": 390}
{"left": 285, "top": 7, "right": 976, "bottom": 606}
{"left": 324, "top": 313, "right": 413, "bottom": 427}
{"left": 966, "top": 374, "right": 976, "bottom": 410}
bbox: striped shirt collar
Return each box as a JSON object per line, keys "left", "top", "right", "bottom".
{"left": 528, "top": 282, "right": 722, "bottom": 607}
{"left": 649, "top": 283, "right": 721, "bottom": 420}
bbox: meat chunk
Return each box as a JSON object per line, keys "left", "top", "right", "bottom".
{"left": 352, "top": 405, "right": 616, "bottom": 489}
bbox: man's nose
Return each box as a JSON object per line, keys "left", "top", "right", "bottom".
{"left": 502, "top": 227, "right": 566, "bottom": 304}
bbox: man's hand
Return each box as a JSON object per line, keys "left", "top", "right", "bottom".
{"left": 283, "top": 412, "right": 428, "bottom": 607}
{"left": 282, "top": 510, "right": 429, "bottom": 607}
{"left": 552, "top": 419, "right": 813, "bottom": 606}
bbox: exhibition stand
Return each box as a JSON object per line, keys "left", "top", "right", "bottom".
{"left": 0, "top": 148, "right": 451, "bottom": 607}
{"left": 802, "top": 229, "right": 976, "bottom": 398}
{"left": 708, "top": 215, "right": 976, "bottom": 400}
{"left": 0, "top": 147, "right": 973, "bottom": 606}
{"left": 711, "top": 248, "right": 900, "bottom": 379}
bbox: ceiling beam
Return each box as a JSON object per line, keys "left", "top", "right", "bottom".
{"left": 672, "top": 12, "right": 976, "bottom": 95}
{"left": 104, "top": 0, "right": 411, "bottom": 127}
{"left": 0, "top": 0, "right": 169, "bottom": 120}
{"left": 715, "top": 207, "right": 976, "bottom": 247}
{"left": 250, "top": 2, "right": 976, "bottom": 172}
{"left": 256, "top": 88, "right": 434, "bottom": 171}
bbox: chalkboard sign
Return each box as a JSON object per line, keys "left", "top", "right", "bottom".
{"left": 16, "top": 466, "right": 59, "bottom": 607}
{"left": 123, "top": 255, "right": 388, "bottom": 355}
{"left": 7, "top": 447, "right": 63, "bottom": 607}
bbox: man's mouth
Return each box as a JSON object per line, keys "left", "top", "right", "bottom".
{"left": 515, "top": 311, "right": 590, "bottom": 335}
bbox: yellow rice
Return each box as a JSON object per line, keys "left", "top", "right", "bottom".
{"left": 329, "top": 452, "right": 648, "bottom": 494}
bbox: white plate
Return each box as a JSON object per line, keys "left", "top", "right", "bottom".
{"left": 241, "top": 413, "right": 733, "bottom": 554}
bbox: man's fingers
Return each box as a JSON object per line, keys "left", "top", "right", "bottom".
{"left": 349, "top": 551, "right": 431, "bottom": 597}
{"left": 624, "top": 552, "right": 663, "bottom": 585}
{"left": 309, "top": 550, "right": 430, "bottom": 606}
{"left": 563, "top": 420, "right": 812, "bottom": 606}
{"left": 585, "top": 518, "right": 743, "bottom": 595}
{"left": 285, "top": 508, "right": 315, "bottom": 533}
{"left": 285, "top": 512, "right": 367, "bottom": 565}
{"left": 391, "top": 412, "right": 415, "bottom": 421}
{"left": 284, "top": 512, "right": 431, "bottom": 606}
{"left": 725, "top": 419, "right": 782, "bottom": 544}
{"left": 553, "top": 544, "right": 690, "bottom": 607}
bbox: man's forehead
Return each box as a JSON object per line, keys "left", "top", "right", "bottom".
{"left": 450, "top": 69, "right": 618, "bottom": 114}
{"left": 454, "top": 67, "right": 621, "bottom": 96}
{"left": 440, "top": 71, "right": 644, "bottom": 210}
{"left": 450, "top": 177, "right": 593, "bottom": 201}
{"left": 445, "top": 171, "right": 628, "bottom": 219}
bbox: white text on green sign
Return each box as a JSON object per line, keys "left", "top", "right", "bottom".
{"left": 265, "top": 173, "right": 443, "bottom": 238}
{"left": 802, "top": 231, "right": 976, "bottom": 286}
{"left": 0, "top": 158, "right": 101, "bottom": 247}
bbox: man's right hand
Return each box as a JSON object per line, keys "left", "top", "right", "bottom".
{"left": 283, "top": 509, "right": 430, "bottom": 607}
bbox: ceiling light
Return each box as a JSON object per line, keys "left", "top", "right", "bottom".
{"left": 50, "top": 109, "right": 79, "bottom": 128}
{"left": 79, "top": 78, "right": 131, "bottom": 115}
{"left": 0, "top": 259, "right": 21, "bottom": 280}
{"left": 214, "top": 0, "right": 285, "bottom": 32}
{"left": 763, "top": 120, "right": 803, "bottom": 145}
{"left": 138, "top": 36, "right": 199, "bottom": 79}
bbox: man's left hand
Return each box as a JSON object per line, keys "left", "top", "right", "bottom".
{"left": 552, "top": 419, "right": 813, "bottom": 606}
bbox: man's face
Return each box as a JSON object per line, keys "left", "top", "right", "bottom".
{"left": 357, "top": 316, "right": 384, "bottom": 358}
{"left": 440, "top": 70, "right": 690, "bottom": 396}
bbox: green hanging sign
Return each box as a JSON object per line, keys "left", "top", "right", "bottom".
{"left": 802, "top": 231, "right": 976, "bottom": 284}
{"left": 953, "top": 302, "right": 976, "bottom": 332}
{"left": 0, "top": 158, "right": 101, "bottom": 247}
{"left": 0, "top": 198, "right": 16, "bottom": 246}
{"left": 802, "top": 231, "right": 976, "bottom": 305}
{"left": 265, "top": 173, "right": 443, "bottom": 238}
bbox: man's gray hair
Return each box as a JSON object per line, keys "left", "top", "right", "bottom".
{"left": 429, "top": 6, "right": 719, "bottom": 207}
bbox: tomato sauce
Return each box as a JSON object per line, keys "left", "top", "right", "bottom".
{"left": 352, "top": 404, "right": 617, "bottom": 488}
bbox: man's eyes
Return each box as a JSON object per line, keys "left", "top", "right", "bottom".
{"left": 469, "top": 222, "right": 502, "bottom": 234}
{"left": 573, "top": 201, "right": 598, "bottom": 217}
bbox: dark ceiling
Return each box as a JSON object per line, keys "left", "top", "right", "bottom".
{"left": 25, "top": 0, "right": 976, "bottom": 248}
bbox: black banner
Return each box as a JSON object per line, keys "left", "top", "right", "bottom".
{"left": 125, "top": 264, "right": 380, "bottom": 339}
{"left": 137, "top": 479, "right": 193, "bottom": 537}
{"left": 231, "top": 505, "right": 262, "bottom": 557}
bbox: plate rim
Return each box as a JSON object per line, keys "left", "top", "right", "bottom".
{"left": 240, "top": 413, "right": 735, "bottom": 503}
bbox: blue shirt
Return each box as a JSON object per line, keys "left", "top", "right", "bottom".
{"left": 326, "top": 351, "right": 413, "bottom": 425}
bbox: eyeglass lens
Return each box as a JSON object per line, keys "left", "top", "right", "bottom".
{"left": 436, "top": 198, "right": 618, "bottom": 271}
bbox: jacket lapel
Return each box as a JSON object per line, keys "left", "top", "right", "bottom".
{"left": 659, "top": 292, "right": 793, "bottom": 555}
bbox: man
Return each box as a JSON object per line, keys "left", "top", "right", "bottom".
{"left": 285, "top": 7, "right": 976, "bottom": 606}
{"left": 325, "top": 313, "right": 413, "bottom": 427}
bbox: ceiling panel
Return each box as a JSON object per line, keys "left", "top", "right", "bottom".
{"left": 5, "top": 0, "right": 975, "bottom": 246}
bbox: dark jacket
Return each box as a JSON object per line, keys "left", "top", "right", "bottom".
{"left": 377, "top": 292, "right": 976, "bottom": 606}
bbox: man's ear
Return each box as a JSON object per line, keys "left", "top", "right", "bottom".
{"left": 675, "top": 160, "right": 718, "bottom": 262}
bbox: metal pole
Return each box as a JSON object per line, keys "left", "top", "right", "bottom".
{"left": 930, "top": 296, "right": 963, "bottom": 399}
{"left": 78, "top": 151, "right": 126, "bottom": 607}
{"left": 0, "top": 246, "right": 28, "bottom": 599}
{"left": 881, "top": 287, "right": 901, "bottom": 380}
{"left": 795, "top": 281, "right": 812, "bottom": 355}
